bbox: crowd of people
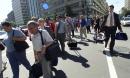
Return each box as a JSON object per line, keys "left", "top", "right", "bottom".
{"left": 0, "top": 5, "right": 123, "bottom": 78}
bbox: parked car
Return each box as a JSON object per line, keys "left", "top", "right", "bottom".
{"left": 121, "top": 17, "right": 130, "bottom": 26}
{"left": 0, "top": 31, "right": 6, "bottom": 41}
{"left": 127, "top": 15, "right": 130, "bottom": 17}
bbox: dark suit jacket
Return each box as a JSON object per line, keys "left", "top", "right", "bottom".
{"left": 101, "top": 12, "right": 122, "bottom": 31}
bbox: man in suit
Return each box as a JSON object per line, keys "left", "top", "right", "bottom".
{"left": 101, "top": 5, "right": 123, "bottom": 54}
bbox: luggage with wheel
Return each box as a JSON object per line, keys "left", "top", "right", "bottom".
{"left": 93, "top": 33, "right": 105, "bottom": 43}
{"left": 67, "top": 39, "right": 77, "bottom": 48}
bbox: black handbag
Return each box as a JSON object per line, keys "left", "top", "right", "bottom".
{"left": 13, "top": 41, "right": 29, "bottom": 51}
{"left": 45, "top": 40, "right": 61, "bottom": 61}
{"left": 115, "top": 32, "right": 128, "bottom": 40}
{"left": 39, "top": 30, "right": 61, "bottom": 61}
{"left": 0, "top": 43, "right": 5, "bottom": 50}
{"left": 67, "top": 39, "right": 77, "bottom": 48}
{"left": 29, "top": 62, "right": 43, "bottom": 78}
{"left": 13, "top": 30, "right": 29, "bottom": 51}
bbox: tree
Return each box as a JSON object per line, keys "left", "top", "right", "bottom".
{"left": 125, "top": 10, "right": 130, "bottom": 16}
{"left": 121, "top": 7, "right": 130, "bottom": 17}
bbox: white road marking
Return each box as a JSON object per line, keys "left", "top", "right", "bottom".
{"left": 106, "top": 52, "right": 118, "bottom": 78}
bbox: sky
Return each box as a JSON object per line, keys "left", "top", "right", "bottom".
{"left": 0, "top": 0, "right": 12, "bottom": 23}
{"left": 0, "top": 0, "right": 125, "bottom": 23}
{"left": 106, "top": 0, "right": 124, "bottom": 13}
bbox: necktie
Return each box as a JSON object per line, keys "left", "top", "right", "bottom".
{"left": 110, "top": 13, "right": 113, "bottom": 26}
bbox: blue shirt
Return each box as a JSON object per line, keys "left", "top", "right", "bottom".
{"left": 86, "top": 18, "right": 92, "bottom": 26}
{"left": 2, "top": 29, "right": 25, "bottom": 53}
{"left": 80, "top": 19, "right": 87, "bottom": 27}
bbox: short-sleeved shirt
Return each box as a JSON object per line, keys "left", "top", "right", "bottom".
{"left": 55, "top": 20, "right": 66, "bottom": 33}
{"left": 2, "top": 29, "right": 26, "bottom": 53}
{"left": 31, "top": 29, "right": 53, "bottom": 52}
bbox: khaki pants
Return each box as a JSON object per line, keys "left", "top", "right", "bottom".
{"left": 41, "top": 55, "right": 52, "bottom": 78}
{"left": 34, "top": 52, "right": 52, "bottom": 78}
{"left": 80, "top": 27, "right": 87, "bottom": 39}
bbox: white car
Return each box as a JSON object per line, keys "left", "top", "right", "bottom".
{"left": 121, "top": 17, "right": 130, "bottom": 26}
{"left": 0, "top": 31, "right": 6, "bottom": 41}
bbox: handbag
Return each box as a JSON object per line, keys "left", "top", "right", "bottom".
{"left": 67, "top": 39, "right": 77, "bottom": 48}
{"left": 39, "top": 30, "right": 61, "bottom": 61}
{"left": 29, "top": 62, "right": 43, "bottom": 78}
{"left": 45, "top": 40, "right": 61, "bottom": 61}
{"left": 13, "top": 30, "right": 29, "bottom": 52}
{"left": 0, "top": 43, "right": 5, "bottom": 50}
{"left": 115, "top": 32, "right": 128, "bottom": 40}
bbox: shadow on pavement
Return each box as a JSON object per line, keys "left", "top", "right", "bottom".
{"left": 87, "top": 39, "right": 95, "bottom": 43}
{"left": 114, "top": 46, "right": 130, "bottom": 59}
{"left": 103, "top": 46, "right": 130, "bottom": 59}
{"left": 103, "top": 50, "right": 119, "bottom": 57}
{"left": 118, "top": 52, "right": 130, "bottom": 59}
{"left": 77, "top": 41, "right": 89, "bottom": 46}
{"left": 73, "top": 35, "right": 81, "bottom": 39}
{"left": 52, "top": 67, "right": 67, "bottom": 78}
{"left": 69, "top": 47, "right": 81, "bottom": 50}
{"left": 87, "top": 39, "right": 104, "bottom": 44}
{"left": 60, "top": 51, "right": 90, "bottom": 68}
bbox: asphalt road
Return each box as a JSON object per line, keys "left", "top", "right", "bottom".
{"left": 1, "top": 26, "right": 130, "bottom": 78}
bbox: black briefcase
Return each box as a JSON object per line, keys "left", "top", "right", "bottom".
{"left": 29, "top": 63, "right": 43, "bottom": 78}
{"left": 45, "top": 40, "right": 61, "bottom": 61}
{"left": 115, "top": 32, "right": 128, "bottom": 40}
{"left": 67, "top": 40, "right": 77, "bottom": 48}
{"left": 0, "top": 43, "right": 5, "bottom": 50}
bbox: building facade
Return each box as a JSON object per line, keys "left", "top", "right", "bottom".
{"left": 41, "top": 0, "right": 108, "bottom": 18}
{"left": 7, "top": 11, "right": 15, "bottom": 22}
{"left": 125, "top": 0, "right": 130, "bottom": 10}
{"left": 28, "top": 0, "right": 41, "bottom": 18}
{"left": 12, "top": 0, "right": 30, "bottom": 25}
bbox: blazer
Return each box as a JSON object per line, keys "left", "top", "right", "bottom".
{"left": 101, "top": 12, "right": 122, "bottom": 31}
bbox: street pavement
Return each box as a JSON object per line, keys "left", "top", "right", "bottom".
{"left": 2, "top": 26, "right": 130, "bottom": 78}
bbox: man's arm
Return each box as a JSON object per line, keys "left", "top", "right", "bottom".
{"left": 116, "top": 14, "right": 123, "bottom": 32}
{"left": 12, "top": 30, "right": 27, "bottom": 41}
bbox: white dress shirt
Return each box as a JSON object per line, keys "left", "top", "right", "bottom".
{"left": 31, "top": 30, "right": 53, "bottom": 52}
{"left": 105, "top": 12, "right": 115, "bottom": 27}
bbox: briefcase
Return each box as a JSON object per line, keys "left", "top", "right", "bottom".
{"left": 29, "top": 62, "right": 42, "bottom": 78}
{"left": 0, "top": 43, "right": 5, "bottom": 50}
{"left": 115, "top": 32, "right": 128, "bottom": 40}
{"left": 67, "top": 39, "right": 77, "bottom": 48}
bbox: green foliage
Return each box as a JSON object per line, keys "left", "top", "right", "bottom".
{"left": 121, "top": 7, "right": 130, "bottom": 17}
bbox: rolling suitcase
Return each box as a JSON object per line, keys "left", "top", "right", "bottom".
{"left": 67, "top": 39, "right": 77, "bottom": 48}
{"left": 93, "top": 33, "right": 105, "bottom": 43}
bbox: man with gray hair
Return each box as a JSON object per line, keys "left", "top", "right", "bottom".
{"left": 27, "top": 21, "right": 53, "bottom": 78}
{"left": 55, "top": 16, "right": 67, "bottom": 52}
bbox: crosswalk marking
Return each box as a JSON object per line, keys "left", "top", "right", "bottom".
{"left": 106, "top": 52, "right": 118, "bottom": 78}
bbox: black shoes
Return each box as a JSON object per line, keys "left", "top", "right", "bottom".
{"left": 110, "top": 50, "right": 118, "bottom": 56}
